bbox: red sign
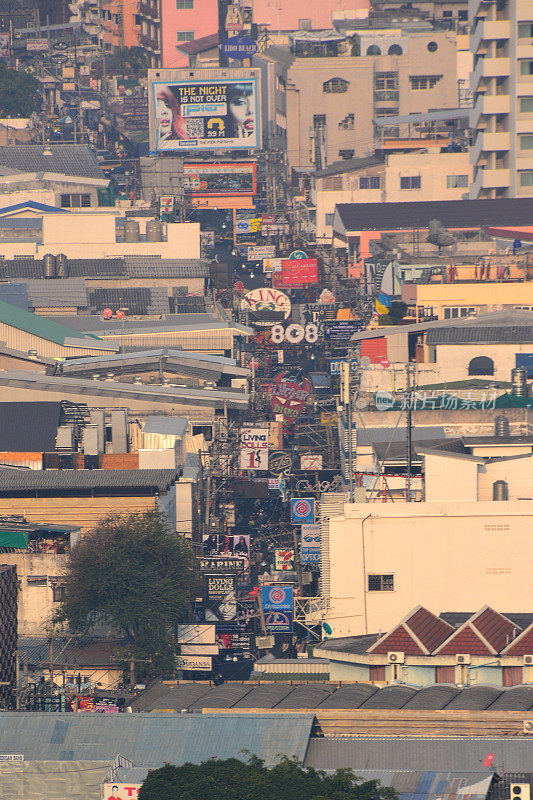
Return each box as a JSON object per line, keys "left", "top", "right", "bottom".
{"left": 483, "top": 753, "right": 495, "bottom": 768}
{"left": 271, "top": 373, "right": 311, "bottom": 427}
{"left": 281, "top": 258, "right": 318, "bottom": 285}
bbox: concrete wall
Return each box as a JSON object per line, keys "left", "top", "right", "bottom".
{"left": 0, "top": 552, "right": 66, "bottom": 635}
{"left": 434, "top": 342, "right": 533, "bottom": 383}
{"left": 424, "top": 452, "right": 479, "bottom": 502}
{"left": 415, "top": 282, "right": 533, "bottom": 318}
{"left": 326, "top": 499, "right": 533, "bottom": 636}
{"left": 161, "top": 0, "right": 217, "bottom": 68}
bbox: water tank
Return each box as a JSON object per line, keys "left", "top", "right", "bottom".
{"left": 43, "top": 253, "right": 56, "bottom": 278}
{"left": 146, "top": 218, "right": 163, "bottom": 242}
{"left": 511, "top": 366, "right": 527, "bottom": 397}
{"left": 493, "top": 480, "right": 509, "bottom": 501}
{"left": 494, "top": 415, "right": 510, "bottom": 437}
{"left": 123, "top": 219, "right": 140, "bottom": 242}
{"left": 56, "top": 253, "right": 68, "bottom": 278}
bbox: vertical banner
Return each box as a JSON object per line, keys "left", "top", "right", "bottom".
{"left": 261, "top": 585, "right": 293, "bottom": 632}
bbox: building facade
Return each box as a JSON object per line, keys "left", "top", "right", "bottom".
{"left": 469, "top": 0, "right": 533, "bottom": 198}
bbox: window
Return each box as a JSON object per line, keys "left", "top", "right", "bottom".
{"left": 447, "top": 174, "right": 469, "bottom": 188}
{"left": 444, "top": 306, "right": 475, "bottom": 319}
{"left": 375, "top": 72, "right": 398, "bottom": 90}
{"left": 176, "top": 30, "right": 194, "bottom": 41}
{"left": 53, "top": 585, "right": 66, "bottom": 603}
{"left": 521, "top": 98, "right": 533, "bottom": 113}
{"left": 134, "top": 13, "right": 141, "bottom": 24}
{"left": 520, "top": 134, "right": 533, "bottom": 150}
{"left": 339, "top": 113, "right": 354, "bottom": 130}
{"left": 366, "top": 45, "right": 381, "bottom": 55}
{"left": 427, "top": 40, "right": 438, "bottom": 51}
{"left": 374, "top": 107, "right": 398, "bottom": 118}
{"left": 298, "top": 18, "right": 312, "bottom": 29}
{"left": 502, "top": 666, "right": 524, "bottom": 686}
{"left": 313, "top": 114, "right": 326, "bottom": 128}
{"left": 368, "top": 574, "right": 394, "bottom": 591}
{"left": 468, "top": 356, "right": 494, "bottom": 376}
{"left": 323, "top": 77, "right": 349, "bottom": 93}
{"left": 325, "top": 213, "right": 334, "bottom": 226}
{"left": 442, "top": 10, "right": 452, "bottom": 17}
{"left": 458, "top": 9, "right": 467, "bottom": 20}
{"left": 339, "top": 149, "right": 354, "bottom": 160}
{"left": 400, "top": 175, "right": 421, "bottom": 189}
{"left": 518, "top": 23, "right": 533, "bottom": 38}
{"left": 409, "top": 74, "right": 443, "bottom": 90}
{"left": 60, "top": 193, "right": 91, "bottom": 208}
{"left": 359, "top": 176, "right": 380, "bottom": 189}
{"left": 520, "top": 171, "right": 533, "bottom": 187}
{"left": 520, "top": 60, "right": 533, "bottom": 75}
{"left": 388, "top": 44, "right": 402, "bottom": 55}
{"left": 27, "top": 576, "right": 47, "bottom": 587}
{"left": 176, "top": 0, "right": 194, "bottom": 6}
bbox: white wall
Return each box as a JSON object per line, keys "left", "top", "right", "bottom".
{"left": 327, "top": 500, "right": 533, "bottom": 637}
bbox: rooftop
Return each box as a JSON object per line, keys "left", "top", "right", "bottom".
{"left": 0, "top": 468, "right": 177, "bottom": 494}
{"left": 316, "top": 153, "right": 385, "bottom": 178}
{"left": 0, "top": 145, "right": 106, "bottom": 181}
{"left": 0, "top": 401, "right": 62, "bottom": 452}
{"left": 0, "top": 299, "right": 101, "bottom": 347}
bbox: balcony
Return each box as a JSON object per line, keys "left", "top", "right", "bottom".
{"left": 470, "top": 19, "right": 510, "bottom": 53}
{"left": 138, "top": 2, "right": 160, "bottom": 20}
{"left": 374, "top": 89, "right": 399, "bottom": 102}
{"left": 140, "top": 33, "right": 159, "bottom": 50}
{"left": 479, "top": 167, "right": 511, "bottom": 188}
{"left": 470, "top": 56, "right": 511, "bottom": 90}
{"left": 470, "top": 130, "right": 510, "bottom": 164}
{"left": 471, "top": 91, "right": 510, "bottom": 126}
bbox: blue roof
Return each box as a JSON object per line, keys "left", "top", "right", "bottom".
{"left": 0, "top": 201, "right": 70, "bottom": 217}
{"left": 0, "top": 712, "right": 314, "bottom": 766}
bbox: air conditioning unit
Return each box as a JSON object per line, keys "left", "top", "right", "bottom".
{"left": 523, "top": 721, "right": 533, "bottom": 734}
{"left": 523, "top": 655, "right": 533, "bottom": 665}
{"left": 387, "top": 651, "right": 405, "bottom": 664}
{"left": 510, "top": 784, "right": 531, "bottom": 800}
{"left": 255, "top": 635, "right": 274, "bottom": 650}
{"left": 456, "top": 654, "right": 471, "bottom": 664}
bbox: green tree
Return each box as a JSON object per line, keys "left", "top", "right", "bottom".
{"left": 138, "top": 756, "right": 399, "bottom": 800}
{"left": 0, "top": 63, "right": 40, "bottom": 117}
{"left": 54, "top": 510, "right": 195, "bottom": 677}
{"left": 108, "top": 46, "right": 148, "bottom": 76}
{"left": 378, "top": 301, "right": 408, "bottom": 326}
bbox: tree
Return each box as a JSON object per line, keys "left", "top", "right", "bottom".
{"left": 378, "top": 301, "right": 408, "bottom": 326}
{"left": 54, "top": 510, "right": 195, "bottom": 677}
{"left": 138, "top": 756, "right": 399, "bottom": 800}
{"left": 0, "top": 63, "right": 40, "bottom": 117}
{"left": 108, "top": 46, "right": 148, "bottom": 76}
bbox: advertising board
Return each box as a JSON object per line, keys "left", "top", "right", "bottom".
{"left": 281, "top": 258, "right": 318, "bottom": 285}
{"left": 241, "top": 287, "right": 291, "bottom": 327}
{"left": 183, "top": 162, "right": 256, "bottom": 195}
{"left": 261, "top": 585, "right": 293, "bottom": 632}
{"left": 177, "top": 623, "right": 216, "bottom": 645}
{"left": 247, "top": 245, "right": 275, "bottom": 260}
{"left": 239, "top": 427, "right": 268, "bottom": 470}
{"left": 324, "top": 321, "right": 362, "bottom": 342}
{"left": 300, "top": 523, "right": 321, "bottom": 564}
{"left": 103, "top": 782, "right": 141, "bottom": 799}
{"left": 202, "top": 534, "right": 250, "bottom": 557}
{"left": 26, "top": 38, "right": 48, "bottom": 51}
{"left": 204, "top": 573, "right": 237, "bottom": 622}
{"left": 176, "top": 654, "right": 212, "bottom": 671}
{"left": 151, "top": 73, "right": 261, "bottom": 152}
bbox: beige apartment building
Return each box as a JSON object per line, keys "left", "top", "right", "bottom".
{"left": 285, "top": 29, "right": 459, "bottom": 169}
{"left": 312, "top": 150, "right": 472, "bottom": 240}
{"left": 324, "top": 499, "right": 533, "bottom": 637}
{"left": 469, "top": 0, "right": 533, "bottom": 198}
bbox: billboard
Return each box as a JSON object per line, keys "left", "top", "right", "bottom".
{"left": 151, "top": 73, "right": 261, "bottom": 152}
{"left": 198, "top": 556, "right": 245, "bottom": 574}
{"left": 184, "top": 162, "right": 256, "bottom": 195}
{"left": 177, "top": 623, "right": 216, "bottom": 645}
{"left": 204, "top": 573, "right": 237, "bottom": 622}
{"left": 274, "top": 549, "right": 294, "bottom": 571}
{"left": 241, "top": 287, "right": 291, "bottom": 327}
{"left": 281, "top": 258, "right": 318, "bottom": 285}
{"left": 26, "top": 38, "right": 48, "bottom": 51}
{"left": 202, "top": 534, "right": 250, "bottom": 557}
{"left": 300, "top": 523, "right": 321, "bottom": 564}
{"left": 239, "top": 426, "right": 268, "bottom": 470}
{"left": 261, "top": 585, "right": 293, "bottom": 632}
{"left": 290, "top": 497, "right": 315, "bottom": 524}
{"left": 324, "top": 321, "right": 362, "bottom": 342}
{"left": 0, "top": 34, "right": 10, "bottom": 58}
{"left": 176, "top": 654, "right": 212, "bottom": 671}
{"left": 103, "top": 782, "right": 140, "bottom": 799}
{"left": 247, "top": 245, "right": 275, "bottom": 260}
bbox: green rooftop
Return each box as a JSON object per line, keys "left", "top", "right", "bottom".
{"left": 0, "top": 299, "right": 101, "bottom": 346}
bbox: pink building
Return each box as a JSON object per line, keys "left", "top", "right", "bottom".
{"left": 252, "top": 0, "right": 369, "bottom": 32}
{"left": 161, "top": 0, "right": 218, "bottom": 68}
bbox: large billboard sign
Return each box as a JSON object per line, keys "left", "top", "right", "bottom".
{"left": 151, "top": 73, "right": 261, "bottom": 152}
{"left": 183, "top": 162, "right": 256, "bottom": 195}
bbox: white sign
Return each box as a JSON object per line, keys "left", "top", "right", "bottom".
{"left": 177, "top": 623, "right": 216, "bottom": 644}
{"left": 241, "top": 287, "right": 291, "bottom": 327}
{"left": 300, "top": 454, "right": 323, "bottom": 470}
{"left": 274, "top": 549, "right": 294, "bottom": 571}
{"left": 103, "top": 782, "right": 141, "bottom": 799}
{"left": 263, "top": 257, "right": 283, "bottom": 274}
{"left": 248, "top": 245, "right": 276, "bottom": 260}
{"left": 239, "top": 427, "right": 269, "bottom": 470}
{"left": 0, "top": 755, "right": 24, "bottom": 762}
{"left": 180, "top": 644, "right": 219, "bottom": 655}
{"left": 176, "top": 654, "right": 213, "bottom": 671}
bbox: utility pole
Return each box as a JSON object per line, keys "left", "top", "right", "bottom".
{"left": 405, "top": 362, "right": 415, "bottom": 502}
{"left": 340, "top": 360, "right": 354, "bottom": 501}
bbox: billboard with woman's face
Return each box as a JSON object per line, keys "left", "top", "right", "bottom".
{"left": 151, "top": 76, "right": 261, "bottom": 151}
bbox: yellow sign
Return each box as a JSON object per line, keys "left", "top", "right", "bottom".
{"left": 321, "top": 412, "right": 338, "bottom": 426}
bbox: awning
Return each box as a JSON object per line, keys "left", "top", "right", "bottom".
{"left": 0, "top": 531, "right": 28, "bottom": 548}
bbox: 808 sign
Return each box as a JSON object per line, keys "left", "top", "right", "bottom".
{"left": 271, "top": 323, "right": 318, "bottom": 345}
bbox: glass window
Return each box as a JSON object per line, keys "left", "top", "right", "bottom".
{"left": 447, "top": 174, "right": 468, "bottom": 188}
{"left": 368, "top": 574, "right": 394, "bottom": 591}
{"left": 81, "top": 194, "right": 91, "bottom": 207}
{"left": 375, "top": 72, "right": 398, "bottom": 90}
{"left": 521, "top": 98, "right": 533, "bottom": 113}
{"left": 176, "top": 30, "right": 194, "bottom": 41}
{"left": 60, "top": 194, "right": 71, "bottom": 208}
{"left": 409, "top": 74, "right": 442, "bottom": 90}
{"left": 370, "top": 176, "right": 380, "bottom": 189}
{"left": 388, "top": 44, "right": 402, "bottom": 55}
{"left": 458, "top": 9, "right": 467, "bottom": 20}
{"left": 400, "top": 175, "right": 421, "bottom": 189}
{"left": 520, "top": 171, "right": 533, "bottom": 186}
{"left": 360, "top": 176, "right": 370, "bottom": 189}
{"left": 366, "top": 45, "right": 381, "bottom": 55}
{"left": 339, "top": 149, "right": 354, "bottom": 160}
{"left": 313, "top": 114, "right": 326, "bottom": 128}
{"left": 520, "top": 135, "right": 533, "bottom": 149}
{"left": 518, "top": 23, "right": 533, "bottom": 38}
{"left": 325, "top": 213, "right": 334, "bottom": 225}
{"left": 323, "top": 77, "right": 349, "bottom": 93}
{"left": 520, "top": 60, "right": 533, "bottom": 75}
{"left": 442, "top": 10, "right": 452, "bottom": 17}
{"left": 427, "top": 40, "right": 438, "bottom": 51}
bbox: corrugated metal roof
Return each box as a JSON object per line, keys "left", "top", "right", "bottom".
{"left": 0, "top": 712, "right": 314, "bottom": 766}
{"left": 25, "top": 279, "right": 88, "bottom": 308}
{"left": 0, "top": 401, "right": 62, "bottom": 452}
{"left": 304, "top": 736, "right": 533, "bottom": 771}
{"left": 336, "top": 770, "right": 492, "bottom": 800}
{"left": 143, "top": 416, "right": 188, "bottom": 437}
{"left": 427, "top": 327, "right": 533, "bottom": 345}
{"left": 0, "top": 468, "right": 176, "bottom": 493}
{"left": 88, "top": 287, "right": 170, "bottom": 316}
{"left": 444, "top": 685, "right": 503, "bottom": 710}
{"left": 0, "top": 760, "right": 111, "bottom": 800}
{"left": 231, "top": 684, "right": 296, "bottom": 709}
{"left": 0, "top": 299, "right": 98, "bottom": 345}
{"left": 319, "top": 684, "right": 379, "bottom": 709}
{"left": 402, "top": 685, "right": 461, "bottom": 710}
{"left": 0, "top": 145, "right": 105, "bottom": 180}
{"left": 360, "top": 684, "right": 419, "bottom": 709}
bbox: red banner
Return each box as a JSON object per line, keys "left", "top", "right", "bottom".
{"left": 281, "top": 258, "right": 318, "bottom": 285}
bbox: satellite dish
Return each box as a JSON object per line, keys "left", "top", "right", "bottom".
{"left": 322, "top": 622, "right": 332, "bottom": 636}
{"left": 483, "top": 753, "right": 495, "bottom": 768}
{"left": 360, "top": 356, "right": 371, "bottom": 367}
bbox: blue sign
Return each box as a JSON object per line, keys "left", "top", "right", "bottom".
{"left": 221, "top": 35, "right": 258, "bottom": 60}
{"left": 289, "top": 250, "right": 308, "bottom": 260}
{"left": 291, "top": 497, "right": 315, "bottom": 524}
{"left": 300, "top": 523, "right": 321, "bottom": 564}
{"left": 261, "top": 585, "right": 293, "bottom": 632}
